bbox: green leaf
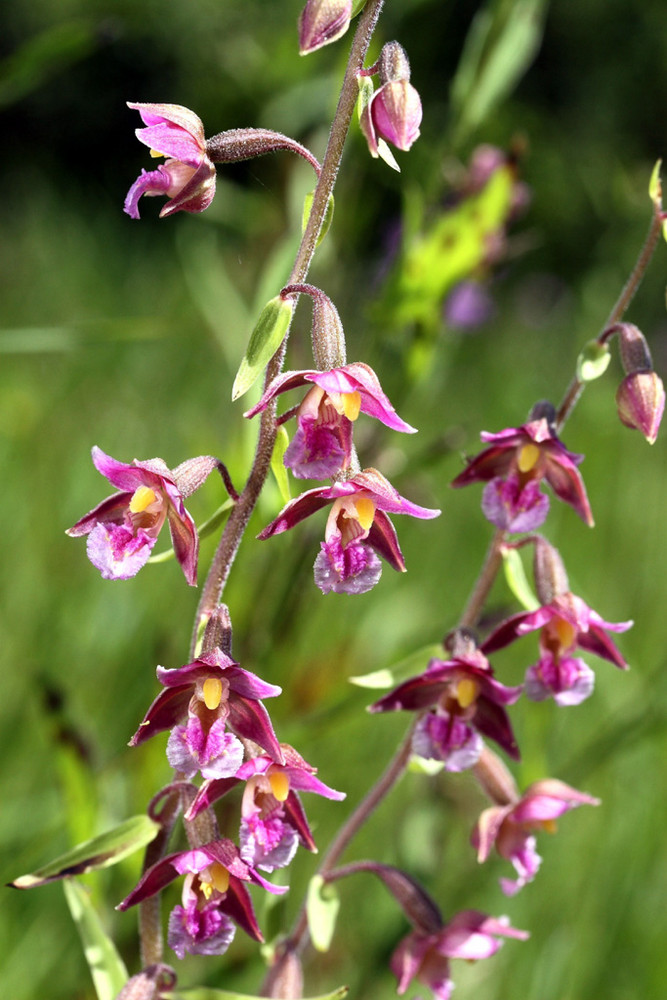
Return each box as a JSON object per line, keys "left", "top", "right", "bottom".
{"left": 502, "top": 548, "right": 539, "bottom": 611}
{"left": 163, "top": 990, "right": 348, "bottom": 1000}
{"left": 350, "top": 644, "right": 443, "bottom": 689}
{"left": 576, "top": 340, "right": 611, "bottom": 382}
{"left": 270, "top": 426, "right": 292, "bottom": 505}
{"left": 10, "top": 814, "right": 160, "bottom": 888}
{"left": 649, "top": 159, "right": 662, "bottom": 207}
{"left": 451, "top": 0, "right": 548, "bottom": 141}
{"left": 306, "top": 874, "right": 340, "bottom": 953}
{"left": 350, "top": 0, "right": 368, "bottom": 17}
{"left": 232, "top": 297, "right": 294, "bottom": 400}
{"left": 0, "top": 21, "right": 100, "bottom": 108}
{"left": 63, "top": 880, "right": 128, "bottom": 1000}
{"left": 302, "top": 191, "right": 335, "bottom": 247}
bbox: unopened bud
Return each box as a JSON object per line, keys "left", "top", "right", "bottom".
{"left": 114, "top": 965, "right": 176, "bottom": 1000}
{"left": 615, "top": 322, "right": 654, "bottom": 374}
{"left": 281, "top": 283, "right": 346, "bottom": 369}
{"left": 202, "top": 604, "right": 234, "bottom": 656}
{"left": 299, "top": 0, "right": 352, "bottom": 55}
{"left": 616, "top": 371, "right": 665, "bottom": 444}
{"left": 533, "top": 536, "right": 569, "bottom": 605}
{"left": 378, "top": 41, "right": 411, "bottom": 83}
{"left": 262, "top": 945, "right": 304, "bottom": 999}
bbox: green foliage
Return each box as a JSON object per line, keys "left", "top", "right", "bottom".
{"left": 307, "top": 875, "right": 341, "bottom": 953}
{"left": 63, "top": 880, "right": 129, "bottom": 1000}
{"left": 2, "top": 1, "right": 667, "bottom": 999}
{"left": 232, "top": 296, "right": 294, "bottom": 400}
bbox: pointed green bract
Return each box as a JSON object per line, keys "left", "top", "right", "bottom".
{"left": 63, "top": 879, "right": 128, "bottom": 1000}
{"left": 307, "top": 874, "right": 340, "bottom": 953}
{"left": 502, "top": 547, "right": 539, "bottom": 612}
{"left": 271, "top": 425, "right": 292, "bottom": 505}
{"left": 302, "top": 191, "right": 335, "bottom": 247}
{"left": 649, "top": 158, "right": 662, "bottom": 207}
{"left": 350, "top": 644, "right": 443, "bottom": 689}
{"left": 10, "top": 814, "right": 160, "bottom": 888}
{"left": 576, "top": 340, "right": 611, "bottom": 382}
{"left": 232, "top": 296, "right": 294, "bottom": 400}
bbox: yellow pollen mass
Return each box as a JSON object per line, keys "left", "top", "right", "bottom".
{"left": 209, "top": 863, "right": 230, "bottom": 893}
{"left": 517, "top": 443, "right": 540, "bottom": 473}
{"left": 202, "top": 677, "right": 223, "bottom": 711}
{"left": 268, "top": 770, "right": 290, "bottom": 802}
{"left": 149, "top": 148, "right": 165, "bottom": 158}
{"left": 554, "top": 618, "right": 577, "bottom": 649}
{"left": 129, "top": 485, "right": 158, "bottom": 514}
{"left": 200, "top": 879, "right": 214, "bottom": 900}
{"left": 541, "top": 819, "right": 558, "bottom": 835}
{"left": 456, "top": 677, "right": 478, "bottom": 709}
{"left": 353, "top": 496, "right": 376, "bottom": 531}
{"left": 342, "top": 391, "right": 362, "bottom": 421}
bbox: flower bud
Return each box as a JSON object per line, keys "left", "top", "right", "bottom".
{"left": 378, "top": 40, "right": 412, "bottom": 84}
{"left": 533, "top": 536, "right": 569, "bottom": 605}
{"left": 613, "top": 323, "right": 665, "bottom": 443}
{"left": 298, "top": 0, "right": 352, "bottom": 55}
{"left": 262, "top": 946, "right": 304, "bottom": 999}
{"left": 616, "top": 371, "right": 665, "bottom": 444}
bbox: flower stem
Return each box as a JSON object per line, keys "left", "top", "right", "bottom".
{"left": 284, "top": 718, "right": 416, "bottom": 958}
{"left": 459, "top": 527, "right": 507, "bottom": 630}
{"left": 191, "top": 0, "right": 385, "bottom": 653}
{"left": 556, "top": 206, "right": 663, "bottom": 432}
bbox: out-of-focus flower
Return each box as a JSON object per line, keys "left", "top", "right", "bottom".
{"left": 299, "top": 0, "right": 353, "bottom": 55}
{"left": 124, "top": 103, "right": 217, "bottom": 219}
{"left": 360, "top": 42, "right": 422, "bottom": 160}
{"left": 451, "top": 404, "right": 593, "bottom": 529}
{"left": 245, "top": 363, "right": 416, "bottom": 479}
{"left": 444, "top": 280, "right": 496, "bottom": 331}
{"left": 369, "top": 635, "right": 522, "bottom": 767}
{"left": 258, "top": 468, "right": 439, "bottom": 595}
{"left": 186, "top": 745, "right": 345, "bottom": 872}
{"left": 391, "top": 910, "right": 528, "bottom": 1000}
{"left": 67, "top": 447, "right": 217, "bottom": 584}
{"left": 472, "top": 778, "right": 600, "bottom": 895}
{"left": 117, "top": 839, "right": 287, "bottom": 958}
{"left": 482, "top": 591, "right": 631, "bottom": 706}
{"left": 129, "top": 647, "right": 284, "bottom": 773}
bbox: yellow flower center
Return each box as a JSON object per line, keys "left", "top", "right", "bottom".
{"left": 327, "top": 390, "right": 362, "bottom": 421}
{"left": 268, "top": 769, "right": 290, "bottom": 802}
{"left": 149, "top": 148, "right": 165, "bottom": 158}
{"left": 129, "top": 485, "right": 158, "bottom": 514}
{"left": 200, "top": 862, "right": 230, "bottom": 899}
{"left": 202, "top": 676, "right": 223, "bottom": 711}
{"left": 455, "top": 677, "right": 479, "bottom": 709}
{"left": 553, "top": 618, "right": 577, "bottom": 649}
{"left": 517, "top": 443, "right": 541, "bottom": 473}
{"left": 353, "top": 496, "right": 376, "bottom": 531}
{"left": 541, "top": 819, "right": 558, "bottom": 834}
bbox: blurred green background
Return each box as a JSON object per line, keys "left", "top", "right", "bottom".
{"left": 1, "top": 1, "right": 666, "bottom": 998}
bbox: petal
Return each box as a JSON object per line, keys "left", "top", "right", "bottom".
{"left": 86, "top": 522, "right": 155, "bottom": 580}
{"left": 123, "top": 167, "right": 172, "bottom": 219}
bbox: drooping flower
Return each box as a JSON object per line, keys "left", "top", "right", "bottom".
{"left": 482, "top": 592, "right": 631, "bottom": 706}
{"left": 391, "top": 910, "right": 529, "bottom": 1000}
{"left": 124, "top": 103, "right": 217, "bottom": 219}
{"left": 258, "top": 468, "right": 440, "bottom": 595}
{"left": 451, "top": 404, "right": 594, "bottom": 529}
{"left": 369, "top": 634, "right": 522, "bottom": 767}
{"left": 186, "top": 745, "right": 345, "bottom": 872}
{"left": 129, "top": 647, "right": 284, "bottom": 773}
{"left": 298, "top": 0, "right": 352, "bottom": 55}
{"left": 117, "top": 839, "right": 287, "bottom": 959}
{"left": 614, "top": 321, "right": 665, "bottom": 444}
{"left": 67, "top": 447, "right": 217, "bottom": 584}
{"left": 360, "top": 42, "right": 422, "bottom": 162}
{"left": 472, "top": 778, "right": 600, "bottom": 895}
{"left": 245, "top": 363, "right": 416, "bottom": 479}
